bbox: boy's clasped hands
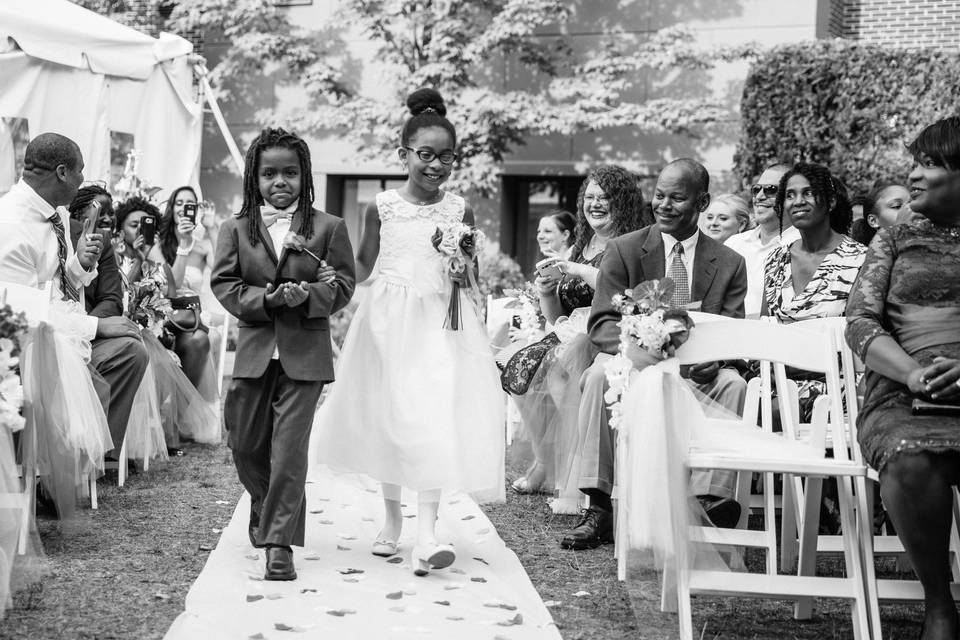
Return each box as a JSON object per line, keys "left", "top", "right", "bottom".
{"left": 266, "top": 261, "right": 338, "bottom": 308}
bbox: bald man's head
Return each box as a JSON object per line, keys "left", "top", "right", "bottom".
{"left": 23, "top": 133, "right": 81, "bottom": 173}
{"left": 664, "top": 158, "right": 709, "bottom": 195}
{"left": 21, "top": 132, "right": 84, "bottom": 207}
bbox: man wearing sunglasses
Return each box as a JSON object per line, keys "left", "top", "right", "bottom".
{"left": 725, "top": 163, "right": 800, "bottom": 317}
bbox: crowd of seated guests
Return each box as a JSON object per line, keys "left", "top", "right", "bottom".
{"left": 491, "top": 118, "right": 960, "bottom": 639}
{"left": 0, "top": 133, "right": 221, "bottom": 529}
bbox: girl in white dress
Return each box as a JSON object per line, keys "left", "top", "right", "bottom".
{"left": 311, "top": 88, "right": 504, "bottom": 576}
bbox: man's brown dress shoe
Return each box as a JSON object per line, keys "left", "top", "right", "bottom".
{"left": 560, "top": 506, "right": 614, "bottom": 550}
{"left": 264, "top": 546, "right": 296, "bottom": 581}
{"left": 697, "top": 495, "right": 742, "bottom": 529}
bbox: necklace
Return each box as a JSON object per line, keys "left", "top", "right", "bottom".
{"left": 401, "top": 188, "right": 443, "bottom": 206}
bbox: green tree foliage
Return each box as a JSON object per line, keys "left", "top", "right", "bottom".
{"left": 735, "top": 39, "right": 960, "bottom": 193}
{"left": 75, "top": 0, "right": 757, "bottom": 195}
{"left": 281, "top": 0, "right": 759, "bottom": 196}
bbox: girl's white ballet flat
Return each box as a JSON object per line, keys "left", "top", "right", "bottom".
{"left": 411, "top": 543, "right": 456, "bottom": 577}
{"left": 371, "top": 538, "right": 399, "bottom": 557}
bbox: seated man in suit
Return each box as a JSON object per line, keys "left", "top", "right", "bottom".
{"left": 0, "top": 133, "right": 147, "bottom": 461}
{"left": 561, "top": 158, "right": 749, "bottom": 550}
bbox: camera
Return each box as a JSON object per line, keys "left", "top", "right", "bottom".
{"left": 140, "top": 215, "right": 156, "bottom": 246}
{"left": 182, "top": 202, "right": 197, "bottom": 225}
{"left": 537, "top": 262, "right": 563, "bottom": 280}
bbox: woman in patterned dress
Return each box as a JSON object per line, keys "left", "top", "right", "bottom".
{"left": 846, "top": 117, "right": 960, "bottom": 640}
{"left": 499, "top": 165, "right": 647, "bottom": 511}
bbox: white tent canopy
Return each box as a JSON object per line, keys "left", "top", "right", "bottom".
{"left": 0, "top": 0, "right": 203, "bottom": 197}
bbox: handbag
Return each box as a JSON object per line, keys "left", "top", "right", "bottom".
{"left": 911, "top": 397, "right": 960, "bottom": 416}
{"left": 166, "top": 295, "right": 203, "bottom": 334}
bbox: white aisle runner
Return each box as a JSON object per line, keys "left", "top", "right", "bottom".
{"left": 165, "top": 467, "right": 561, "bottom": 640}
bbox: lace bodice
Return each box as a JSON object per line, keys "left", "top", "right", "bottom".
{"left": 375, "top": 189, "right": 465, "bottom": 294}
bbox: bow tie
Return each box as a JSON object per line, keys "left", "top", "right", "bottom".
{"left": 261, "top": 202, "right": 298, "bottom": 227}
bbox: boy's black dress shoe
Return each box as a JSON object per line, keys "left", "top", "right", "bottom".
{"left": 264, "top": 546, "right": 296, "bottom": 581}
{"left": 248, "top": 510, "right": 265, "bottom": 549}
{"left": 560, "top": 506, "right": 614, "bottom": 550}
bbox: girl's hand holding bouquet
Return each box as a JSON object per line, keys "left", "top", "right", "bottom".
{"left": 431, "top": 222, "right": 485, "bottom": 330}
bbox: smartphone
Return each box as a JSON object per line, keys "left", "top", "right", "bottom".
{"left": 511, "top": 314, "right": 523, "bottom": 329}
{"left": 537, "top": 263, "right": 563, "bottom": 280}
{"left": 182, "top": 202, "right": 197, "bottom": 225}
{"left": 140, "top": 215, "right": 156, "bottom": 246}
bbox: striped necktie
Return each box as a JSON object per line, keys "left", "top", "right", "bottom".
{"left": 49, "top": 213, "right": 81, "bottom": 303}
{"left": 667, "top": 242, "right": 690, "bottom": 308}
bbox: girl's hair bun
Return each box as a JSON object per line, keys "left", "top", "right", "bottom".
{"left": 406, "top": 87, "right": 447, "bottom": 117}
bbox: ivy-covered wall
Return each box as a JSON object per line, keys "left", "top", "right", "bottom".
{"left": 734, "top": 39, "right": 960, "bottom": 193}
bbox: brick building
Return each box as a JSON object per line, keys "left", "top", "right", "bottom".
{"left": 823, "top": 0, "right": 960, "bottom": 48}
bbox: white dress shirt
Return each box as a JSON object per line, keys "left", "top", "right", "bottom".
{"left": 661, "top": 230, "right": 700, "bottom": 288}
{"left": 724, "top": 225, "right": 801, "bottom": 318}
{"left": 262, "top": 200, "right": 299, "bottom": 360}
{"left": 0, "top": 180, "right": 99, "bottom": 339}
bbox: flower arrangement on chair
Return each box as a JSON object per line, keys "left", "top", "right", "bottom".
{"left": 603, "top": 278, "right": 694, "bottom": 429}
{"left": 0, "top": 304, "right": 28, "bottom": 434}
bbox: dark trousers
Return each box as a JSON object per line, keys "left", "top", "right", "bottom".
{"left": 88, "top": 336, "right": 150, "bottom": 458}
{"left": 225, "top": 360, "right": 324, "bottom": 548}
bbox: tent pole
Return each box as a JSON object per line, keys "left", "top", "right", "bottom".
{"left": 195, "top": 65, "right": 244, "bottom": 174}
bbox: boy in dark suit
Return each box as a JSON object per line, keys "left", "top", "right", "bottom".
{"left": 211, "top": 129, "right": 355, "bottom": 580}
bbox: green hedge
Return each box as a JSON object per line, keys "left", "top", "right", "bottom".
{"left": 735, "top": 40, "right": 960, "bottom": 193}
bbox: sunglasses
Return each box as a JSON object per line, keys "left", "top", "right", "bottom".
{"left": 751, "top": 184, "right": 779, "bottom": 197}
{"left": 402, "top": 146, "right": 458, "bottom": 165}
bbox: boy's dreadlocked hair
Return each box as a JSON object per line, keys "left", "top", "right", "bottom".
{"left": 239, "top": 127, "right": 315, "bottom": 246}
{"left": 67, "top": 184, "right": 113, "bottom": 221}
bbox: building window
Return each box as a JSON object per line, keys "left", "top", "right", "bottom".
{"left": 0, "top": 117, "right": 29, "bottom": 195}
{"left": 324, "top": 175, "right": 405, "bottom": 247}
{"left": 500, "top": 176, "right": 585, "bottom": 276}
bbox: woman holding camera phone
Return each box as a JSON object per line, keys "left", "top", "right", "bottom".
{"left": 154, "top": 186, "right": 217, "bottom": 397}
{"left": 500, "top": 165, "right": 647, "bottom": 510}
{"left": 114, "top": 197, "right": 219, "bottom": 453}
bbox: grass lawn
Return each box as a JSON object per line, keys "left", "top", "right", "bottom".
{"left": 1, "top": 436, "right": 927, "bottom": 639}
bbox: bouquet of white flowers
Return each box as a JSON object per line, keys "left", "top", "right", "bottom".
{"left": 502, "top": 282, "right": 545, "bottom": 343}
{"left": 604, "top": 278, "right": 694, "bottom": 429}
{"left": 431, "top": 222, "right": 485, "bottom": 330}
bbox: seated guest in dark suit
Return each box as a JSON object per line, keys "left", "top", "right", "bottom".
{"left": 561, "top": 158, "right": 749, "bottom": 550}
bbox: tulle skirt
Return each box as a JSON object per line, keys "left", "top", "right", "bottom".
{"left": 141, "top": 331, "right": 220, "bottom": 446}
{"left": 124, "top": 351, "right": 168, "bottom": 465}
{"left": 22, "top": 323, "right": 112, "bottom": 518}
{"left": 1, "top": 426, "right": 45, "bottom": 619}
{"left": 500, "top": 309, "right": 595, "bottom": 513}
{"left": 311, "top": 278, "right": 505, "bottom": 501}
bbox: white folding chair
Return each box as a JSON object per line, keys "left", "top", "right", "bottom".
{"left": 782, "top": 317, "right": 960, "bottom": 640}
{"left": 486, "top": 295, "right": 520, "bottom": 445}
{"left": 661, "top": 318, "right": 875, "bottom": 640}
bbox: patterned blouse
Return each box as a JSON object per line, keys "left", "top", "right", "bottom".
{"left": 763, "top": 236, "right": 867, "bottom": 322}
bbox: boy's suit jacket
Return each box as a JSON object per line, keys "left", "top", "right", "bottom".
{"left": 589, "top": 224, "right": 747, "bottom": 355}
{"left": 211, "top": 208, "right": 356, "bottom": 382}
{"left": 69, "top": 218, "right": 123, "bottom": 318}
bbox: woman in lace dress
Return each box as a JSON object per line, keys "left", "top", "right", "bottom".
{"left": 499, "top": 165, "right": 647, "bottom": 511}
{"left": 846, "top": 117, "right": 960, "bottom": 640}
{"left": 311, "top": 89, "right": 504, "bottom": 577}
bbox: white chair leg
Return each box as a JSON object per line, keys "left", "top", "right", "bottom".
{"left": 836, "top": 476, "right": 871, "bottom": 640}
{"left": 855, "top": 476, "right": 883, "bottom": 640}
{"left": 89, "top": 471, "right": 98, "bottom": 510}
{"left": 781, "top": 473, "right": 799, "bottom": 572}
{"left": 117, "top": 437, "right": 128, "bottom": 487}
{"left": 794, "top": 476, "right": 823, "bottom": 620}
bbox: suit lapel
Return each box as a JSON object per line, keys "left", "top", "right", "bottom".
{"left": 639, "top": 226, "right": 665, "bottom": 281}
{"left": 257, "top": 218, "right": 279, "bottom": 265}
{"left": 692, "top": 235, "right": 719, "bottom": 302}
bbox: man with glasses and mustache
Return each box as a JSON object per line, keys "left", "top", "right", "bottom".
{"left": 725, "top": 163, "right": 801, "bottom": 318}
